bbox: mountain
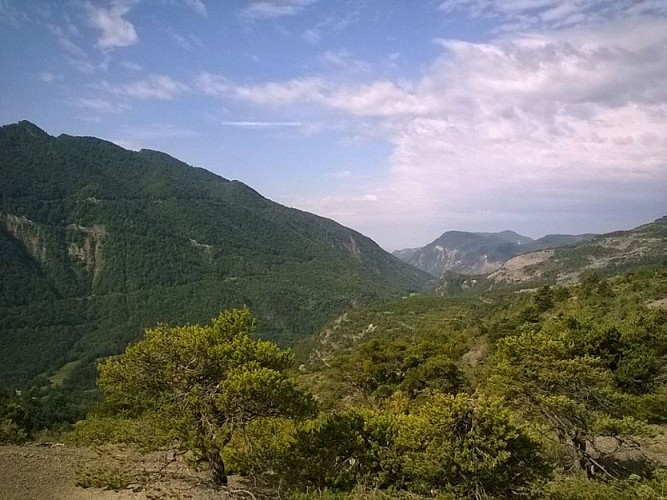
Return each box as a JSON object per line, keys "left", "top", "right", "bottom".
{"left": 488, "top": 216, "right": 667, "bottom": 286}
{"left": 393, "top": 230, "right": 597, "bottom": 277}
{"left": 393, "top": 230, "right": 531, "bottom": 277}
{"left": 0, "top": 121, "right": 431, "bottom": 388}
{"left": 522, "top": 233, "right": 598, "bottom": 253}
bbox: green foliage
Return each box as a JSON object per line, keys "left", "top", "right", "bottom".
{"left": 0, "top": 384, "right": 95, "bottom": 441}
{"left": 395, "top": 393, "right": 549, "bottom": 498}
{"left": 286, "top": 488, "right": 458, "bottom": 500}
{"left": 400, "top": 354, "right": 464, "bottom": 397}
{"left": 0, "top": 417, "right": 27, "bottom": 444}
{"left": 277, "top": 410, "right": 372, "bottom": 490}
{"left": 299, "top": 267, "right": 667, "bottom": 489}
{"left": 0, "top": 120, "right": 431, "bottom": 396}
{"left": 94, "top": 308, "right": 315, "bottom": 484}
{"left": 67, "top": 414, "right": 175, "bottom": 449}
{"left": 342, "top": 338, "right": 464, "bottom": 398}
{"left": 0, "top": 390, "right": 29, "bottom": 443}
{"left": 302, "top": 295, "right": 485, "bottom": 405}
{"left": 482, "top": 272, "right": 667, "bottom": 477}
{"left": 228, "top": 393, "right": 549, "bottom": 498}
{"left": 542, "top": 471, "right": 667, "bottom": 500}
{"left": 228, "top": 409, "right": 393, "bottom": 490}
{"left": 224, "top": 416, "right": 297, "bottom": 476}
{"left": 1, "top": 132, "right": 665, "bottom": 500}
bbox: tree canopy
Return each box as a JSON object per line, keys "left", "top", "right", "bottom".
{"left": 96, "top": 308, "right": 315, "bottom": 484}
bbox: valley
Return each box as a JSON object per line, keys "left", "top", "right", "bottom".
{"left": 1, "top": 121, "right": 666, "bottom": 499}
{"left": 0, "top": 121, "right": 429, "bottom": 390}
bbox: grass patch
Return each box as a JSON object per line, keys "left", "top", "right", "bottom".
{"left": 49, "top": 360, "right": 81, "bottom": 387}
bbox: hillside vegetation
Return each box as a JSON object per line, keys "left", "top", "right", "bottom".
{"left": 2, "top": 120, "right": 666, "bottom": 498}
{"left": 487, "top": 216, "right": 667, "bottom": 286}
{"left": 0, "top": 121, "right": 430, "bottom": 397}
{"left": 2, "top": 265, "right": 661, "bottom": 499}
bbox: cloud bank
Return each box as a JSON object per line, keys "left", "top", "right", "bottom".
{"left": 200, "top": 11, "right": 667, "bottom": 247}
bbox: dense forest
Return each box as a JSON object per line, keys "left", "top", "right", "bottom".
{"left": 3, "top": 265, "right": 665, "bottom": 499}
{"left": 0, "top": 121, "right": 429, "bottom": 397}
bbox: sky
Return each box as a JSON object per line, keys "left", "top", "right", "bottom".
{"left": 1, "top": 0, "right": 666, "bottom": 251}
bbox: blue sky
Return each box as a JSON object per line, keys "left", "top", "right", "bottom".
{"left": 1, "top": 0, "right": 666, "bottom": 250}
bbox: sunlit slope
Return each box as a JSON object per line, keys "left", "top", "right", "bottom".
{"left": 0, "top": 121, "right": 431, "bottom": 387}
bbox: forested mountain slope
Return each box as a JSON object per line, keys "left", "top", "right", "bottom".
{"left": 0, "top": 121, "right": 431, "bottom": 389}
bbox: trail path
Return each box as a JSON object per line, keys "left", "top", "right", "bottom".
{"left": 0, "top": 444, "right": 255, "bottom": 500}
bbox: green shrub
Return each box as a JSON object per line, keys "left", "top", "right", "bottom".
{"left": 542, "top": 471, "right": 667, "bottom": 500}
{"left": 67, "top": 414, "right": 175, "bottom": 449}
{"left": 396, "top": 393, "right": 549, "bottom": 498}
{"left": 228, "top": 394, "right": 549, "bottom": 498}
{"left": 0, "top": 417, "right": 27, "bottom": 444}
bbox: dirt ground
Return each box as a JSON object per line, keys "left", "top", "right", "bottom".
{"left": 0, "top": 443, "right": 261, "bottom": 500}
{"left": 1, "top": 430, "right": 666, "bottom": 500}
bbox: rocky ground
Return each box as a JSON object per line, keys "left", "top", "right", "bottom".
{"left": 0, "top": 443, "right": 261, "bottom": 500}
{"left": 1, "top": 430, "right": 666, "bottom": 499}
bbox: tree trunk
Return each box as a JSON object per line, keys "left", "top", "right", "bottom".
{"left": 207, "top": 446, "right": 227, "bottom": 486}
{"left": 196, "top": 412, "right": 228, "bottom": 486}
{"left": 572, "top": 432, "right": 594, "bottom": 478}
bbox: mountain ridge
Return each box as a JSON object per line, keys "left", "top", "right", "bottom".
{"left": 488, "top": 216, "right": 667, "bottom": 286}
{"left": 0, "top": 120, "right": 432, "bottom": 389}
{"left": 394, "top": 229, "right": 598, "bottom": 277}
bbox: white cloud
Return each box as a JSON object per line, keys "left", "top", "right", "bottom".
{"left": 438, "top": 0, "right": 667, "bottom": 30}
{"left": 301, "top": 29, "right": 320, "bottom": 44}
{"left": 226, "top": 77, "right": 430, "bottom": 117}
{"left": 320, "top": 50, "right": 371, "bottom": 74}
{"left": 120, "top": 60, "right": 142, "bottom": 71}
{"left": 221, "top": 13, "right": 667, "bottom": 248}
{"left": 84, "top": 0, "right": 138, "bottom": 49}
{"left": 166, "top": 27, "right": 205, "bottom": 50}
{"left": 72, "top": 97, "right": 131, "bottom": 113}
{"left": 327, "top": 170, "right": 353, "bottom": 178}
{"left": 37, "top": 72, "right": 64, "bottom": 84}
{"left": 184, "top": 0, "right": 207, "bottom": 16}
{"left": 232, "top": 77, "right": 326, "bottom": 105}
{"left": 57, "top": 35, "right": 88, "bottom": 58}
{"left": 169, "top": 28, "right": 191, "bottom": 50}
{"left": 194, "top": 72, "right": 231, "bottom": 96}
{"left": 218, "top": 121, "right": 303, "bottom": 127}
{"left": 301, "top": 13, "right": 358, "bottom": 44}
{"left": 118, "top": 123, "right": 199, "bottom": 139}
{"left": 110, "top": 123, "right": 199, "bottom": 152}
{"left": 114, "top": 74, "right": 188, "bottom": 100}
{"left": 64, "top": 55, "right": 96, "bottom": 74}
{"left": 241, "top": 0, "right": 317, "bottom": 20}
{"left": 44, "top": 19, "right": 98, "bottom": 73}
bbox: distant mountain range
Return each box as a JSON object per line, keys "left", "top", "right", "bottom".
{"left": 393, "top": 230, "right": 597, "bottom": 277}
{"left": 488, "top": 216, "right": 667, "bottom": 286}
{"left": 0, "top": 121, "right": 430, "bottom": 389}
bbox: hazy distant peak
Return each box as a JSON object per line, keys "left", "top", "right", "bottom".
{"left": 473, "top": 230, "right": 533, "bottom": 245}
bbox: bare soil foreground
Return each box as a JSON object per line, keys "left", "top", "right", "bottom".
{"left": 2, "top": 432, "right": 667, "bottom": 500}
{"left": 0, "top": 444, "right": 259, "bottom": 500}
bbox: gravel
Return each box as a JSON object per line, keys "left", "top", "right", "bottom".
{"left": 0, "top": 443, "right": 259, "bottom": 500}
